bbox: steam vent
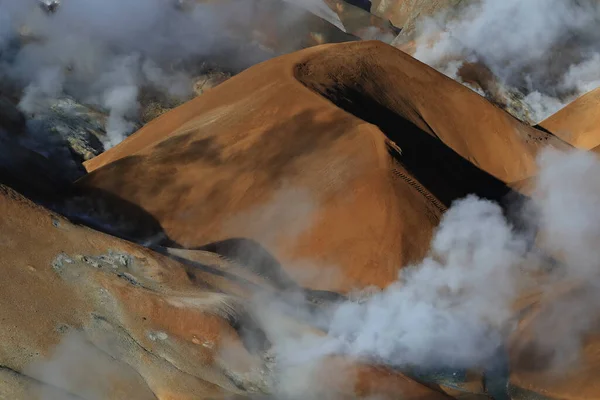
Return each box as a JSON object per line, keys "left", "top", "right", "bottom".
{"left": 3, "top": 0, "right": 600, "bottom": 399}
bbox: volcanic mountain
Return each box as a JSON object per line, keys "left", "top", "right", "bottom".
{"left": 0, "top": 181, "right": 456, "bottom": 399}
{"left": 77, "top": 41, "right": 568, "bottom": 294}
{"left": 3, "top": 3, "right": 600, "bottom": 396}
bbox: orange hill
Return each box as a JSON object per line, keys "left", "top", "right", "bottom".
{"left": 0, "top": 184, "right": 259, "bottom": 399}
{"left": 540, "top": 88, "right": 600, "bottom": 150}
{"left": 0, "top": 181, "right": 452, "bottom": 399}
{"left": 5, "top": 36, "right": 600, "bottom": 400}
{"left": 77, "top": 41, "right": 568, "bottom": 294}
{"left": 509, "top": 279, "right": 600, "bottom": 400}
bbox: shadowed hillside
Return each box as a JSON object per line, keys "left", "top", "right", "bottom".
{"left": 76, "top": 41, "right": 568, "bottom": 295}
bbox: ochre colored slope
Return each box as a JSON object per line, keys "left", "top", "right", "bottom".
{"left": 78, "top": 41, "right": 567, "bottom": 293}
{"left": 540, "top": 88, "right": 600, "bottom": 150}
{"left": 509, "top": 281, "right": 600, "bottom": 400}
{"left": 85, "top": 41, "right": 566, "bottom": 182}
{"left": 292, "top": 42, "right": 569, "bottom": 182}
{"left": 0, "top": 185, "right": 258, "bottom": 399}
{"left": 0, "top": 184, "right": 449, "bottom": 399}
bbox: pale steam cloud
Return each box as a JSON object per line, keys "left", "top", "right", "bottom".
{"left": 408, "top": 0, "right": 600, "bottom": 123}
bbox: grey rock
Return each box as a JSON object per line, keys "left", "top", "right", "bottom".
{"left": 193, "top": 71, "right": 232, "bottom": 96}
{"left": 51, "top": 252, "right": 74, "bottom": 274}
{"left": 117, "top": 272, "right": 140, "bottom": 287}
{"left": 25, "top": 97, "right": 108, "bottom": 162}
{"left": 78, "top": 251, "right": 133, "bottom": 271}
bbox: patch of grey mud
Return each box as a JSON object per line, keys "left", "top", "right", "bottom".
{"left": 51, "top": 252, "right": 74, "bottom": 274}
{"left": 51, "top": 250, "right": 143, "bottom": 289}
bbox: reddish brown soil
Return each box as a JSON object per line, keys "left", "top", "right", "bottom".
{"left": 540, "top": 88, "right": 600, "bottom": 150}
{"left": 79, "top": 41, "right": 567, "bottom": 293}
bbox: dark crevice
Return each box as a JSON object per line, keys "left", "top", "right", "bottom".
{"left": 293, "top": 59, "right": 533, "bottom": 238}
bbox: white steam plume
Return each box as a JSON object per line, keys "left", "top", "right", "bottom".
{"left": 408, "top": 0, "right": 600, "bottom": 123}
{"left": 20, "top": 147, "right": 600, "bottom": 397}
{"left": 326, "top": 195, "right": 524, "bottom": 369}
{"left": 1, "top": 0, "right": 230, "bottom": 147}
{"left": 251, "top": 148, "right": 600, "bottom": 398}
{"left": 0, "top": 0, "right": 344, "bottom": 149}
{"left": 535, "top": 148, "right": 600, "bottom": 274}
{"left": 259, "top": 195, "right": 526, "bottom": 377}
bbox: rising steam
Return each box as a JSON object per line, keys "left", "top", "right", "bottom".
{"left": 408, "top": 0, "right": 600, "bottom": 122}
{"left": 27, "top": 149, "right": 600, "bottom": 398}
{"left": 0, "top": 0, "right": 343, "bottom": 150}
{"left": 0, "top": 0, "right": 262, "bottom": 148}
{"left": 253, "top": 147, "right": 600, "bottom": 398}
{"left": 9, "top": 0, "right": 600, "bottom": 396}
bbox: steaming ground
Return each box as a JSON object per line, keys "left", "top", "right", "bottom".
{"left": 405, "top": 0, "right": 600, "bottom": 123}
{"left": 249, "top": 148, "right": 600, "bottom": 398}
{"left": 25, "top": 148, "right": 600, "bottom": 398}
{"left": 0, "top": 0, "right": 347, "bottom": 156}
{"left": 2, "top": 0, "right": 213, "bottom": 147}
{"left": 4, "top": 1, "right": 600, "bottom": 397}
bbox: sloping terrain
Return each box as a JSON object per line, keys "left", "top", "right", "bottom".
{"left": 0, "top": 184, "right": 258, "bottom": 399}
{"left": 0, "top": 0, "right": 366, "bottom": 188}
{"left": 394, "top": 35, "right": 548, "bottom": 125}
{"left": 539, "top": 88, "right": 600, "bottom": 150}
{"left": 3, "top": 13, "right": 600, "bottom": 398}
{"left": 77, "top": 41, "right": 568, "bottom": 295}
{"left": 509, "top": 281, "right": 600, "bottom": 400}
{"left": 0, "top": 183, "right": 453, "bottom": 399}
{"left": 0, "top": 0, "right": 400, "bottom": 195}
{"left": 388, "top": 0, "right": 600, "bottom": 127}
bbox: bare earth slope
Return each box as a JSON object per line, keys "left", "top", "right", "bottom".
{"left": 4, "top": 37, "right": 598, "bottom": 400}
{"left": 509, "top": 280, "right": 600, "bottom": 400}
{"left": 0, "top": 183, "right": 451, "bottom": 400}
{"left": 0, "top": 185, "right": 260, "bottom": 399}
{"left": 77, "top": 41, "right": 567, "bottom": 294}
{"left": 539, "top": 88, "right": 600, "bottom": 150}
